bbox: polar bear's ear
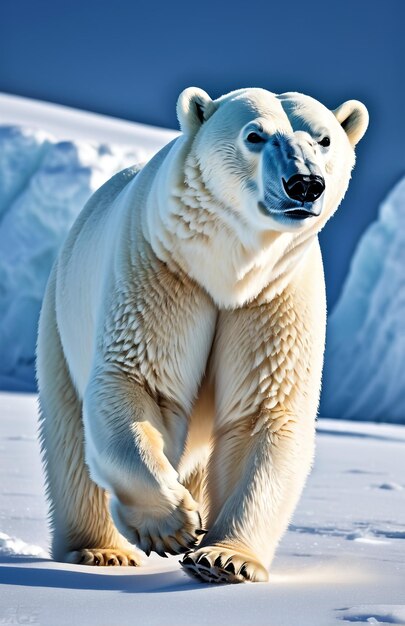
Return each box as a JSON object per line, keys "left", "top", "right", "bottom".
{"left": 176, "top": 87, "right": 215, "bottom": 134}
{"left": 333, "top": 100, "right": 369, "bottom": 147}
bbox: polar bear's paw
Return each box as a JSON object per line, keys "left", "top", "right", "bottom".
{"left": 66, "top": 547, "right": 142, "bottom": 567}
{"left": 112, "top": 490, "right": 205, "bottom": 557}
{"left": 135, "top": 506, "right": 204, "bottom": 558}
{"left": 180, "top": 545, "right": 269, "bottom": 584}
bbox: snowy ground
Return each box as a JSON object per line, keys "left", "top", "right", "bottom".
{"left": 0, "top": 392, "right": 404, "bottom": 626}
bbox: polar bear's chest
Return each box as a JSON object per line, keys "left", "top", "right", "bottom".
{"left": 103, "top": 268, "right": 217, "bottom": 416}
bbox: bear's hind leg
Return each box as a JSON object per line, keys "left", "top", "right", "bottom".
{"left": 37, "top": 266, "right": 141, "bottom": 567}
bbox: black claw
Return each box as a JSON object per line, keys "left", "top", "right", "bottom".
{"left": 157, "top": 550, "right": 168, "bottom": 558}
{"left": 144, "top": 548, "right": 151, "bottom": 557}
{"left": 94, "top": 556, "right": 100, "bottom": 566}
{"left": 108, "top": 558, "right": 116, "bottom": 566}
{"left": 182, "top": 555, "right": 194, "bottom": 566}
{"left": 196, "top": 553, "right": 207, "bottom": 564}
{"left": 197, "top": 512, "right": 203, "bottom": 528}
{"left": 214, "top": 556, "right": 222, "bottom": 567}
{"left": 224, "top": 561, "right": 235, "bottom": 574}
{"left": 195, "top": 529, "right": 208, "bottom": 536}
{"left": 129, "top": 559, "right": 136, "bottom": 566}
{"left": 239, "top": 564, "right": 248, "bottom": 578}
{"left": 198, "top": 556, "right": 211, "bottom": 569}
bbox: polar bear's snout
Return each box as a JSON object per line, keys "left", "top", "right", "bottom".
{"left": 260, "top": 131, "right": 326, "bottom": 224}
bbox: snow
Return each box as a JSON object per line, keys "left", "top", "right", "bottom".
{"left": 337, "top": 606, "right": 405, "bottom": 625}
{"left": 0, "top": 532, "right": 45, "bottom": 558}
{"left": 322, "top": 177, "right": 405, "bottom": 423}
{"left": 0, "top": 92, "right": 176, "bottom": 149}
{"left": 0, "top": 93, "right": 177, "bottom": 391}
{"left": 0, "top": 391, "right": 404, "bottom": 626}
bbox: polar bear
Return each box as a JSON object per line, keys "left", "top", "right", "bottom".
{"left": 36, "top": 87, "right": 368, "bottom": 583}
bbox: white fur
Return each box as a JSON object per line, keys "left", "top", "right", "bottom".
{"left": 36, "top": 87, "right": 368, "bottom": 579}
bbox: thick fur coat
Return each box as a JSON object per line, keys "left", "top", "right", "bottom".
{"left": 36, "top": 87, "right": 368, "bottom": 583}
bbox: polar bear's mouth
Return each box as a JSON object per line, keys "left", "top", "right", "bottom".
{"left": 283, "top": 208, "right": 319, "bottom": 220}
{"left": 257, "top": 201, "right": 321, "bottom": 221}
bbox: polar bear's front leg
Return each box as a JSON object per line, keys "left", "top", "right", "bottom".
{"left": 182, "top": 416, "right": 315, "bottom": 583}
{"left": 182, "top": 251, "right": 326, "bottom": 583}
{"left": 83, "top": 366, "right": 204, "bottom": 557}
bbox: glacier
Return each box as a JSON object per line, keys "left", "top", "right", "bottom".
{"left": 322, "top": 176, "right": 405, "bottom": 423}
{"left": 0, "top": 94, "right": 175, "bottom": 391}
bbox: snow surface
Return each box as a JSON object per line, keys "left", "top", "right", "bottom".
{"left": 322, "top": 177, "right": 405, "bottom": 423}
{"left": 0, "top": 392, "right": 404, "bottom": 626}
{"left": 0, "top": 93, "right": 177, "bottom": 391}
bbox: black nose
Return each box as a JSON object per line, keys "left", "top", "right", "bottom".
{"left": 283, "top": 174, "right": 325, "bottom": 203}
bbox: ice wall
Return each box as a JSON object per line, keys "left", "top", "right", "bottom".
{"left": 0, "top": 124, "right": 168, "bottom": 390}
{"left": 322, "top": 177, "right": 405, "bottom": 423}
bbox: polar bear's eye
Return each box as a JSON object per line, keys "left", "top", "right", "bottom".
{"left": 318, "top": 136, "right": 330, "bottom": 148}
{"left": 246, "top": 132, "right": 265, "bottom": 144}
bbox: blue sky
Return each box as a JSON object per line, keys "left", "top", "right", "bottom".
{"left": 0, "top": 0, "right": 403, "bottom": 307}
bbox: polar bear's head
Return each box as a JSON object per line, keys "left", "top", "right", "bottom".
{"left": 171, "top": 86, "right": 368, "bottom": 306}
{"left": 176, "top": 87, "right": 368, "bottom": 235}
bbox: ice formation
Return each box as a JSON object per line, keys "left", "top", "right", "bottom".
{"left": 322, "top": 177, "right": 405, "bottom": 423}
{"left": 0, "top": 112, "right": 173, "bottom": 390}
